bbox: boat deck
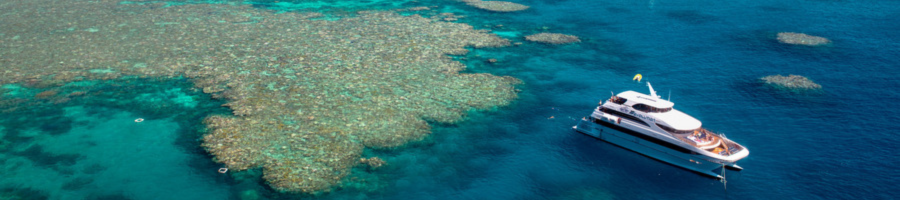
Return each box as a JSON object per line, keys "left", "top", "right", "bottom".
{"left": 674, "top": 128, "right": 743, "bottom": 156}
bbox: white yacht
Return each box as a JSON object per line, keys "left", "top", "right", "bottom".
{"left": 573, "top": 83, "right": 749, "bottom": 178}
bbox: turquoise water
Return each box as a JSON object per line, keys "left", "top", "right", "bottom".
{"left": 3, "top": 0, "right": 900, "bottom": 199}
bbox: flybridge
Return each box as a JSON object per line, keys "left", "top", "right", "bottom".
{"left": 636, "top": 96, "right": 658, "bottom": 102}
{"left": 616, "top": 83, "right": 675, "bottom": 109}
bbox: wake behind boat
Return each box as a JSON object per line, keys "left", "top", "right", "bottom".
{"left": 573, "top": 82, "right": 749, "bottom": 178}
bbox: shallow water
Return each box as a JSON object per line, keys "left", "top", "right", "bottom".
{"left": 2, "top": 0, "right": 900, "bottom": 199}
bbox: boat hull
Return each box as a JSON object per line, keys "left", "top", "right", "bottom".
{"left": 574, "top": 119, "right": 731, "bottom": 178}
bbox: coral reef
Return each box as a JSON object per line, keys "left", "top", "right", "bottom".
{"left": 359, "top": 157, "right": 386, "bottom": 169}
{"left": 436, "top": 13, "right": 463, "bottom": 22}
{"left": 0, "top": 0, "right": 520, "bottom": 194}
{"left": 525, "top": 33, "right": 581, "bottom": 45}
{"left": 408, "top": 6, "right": 431, "bottom": 11}
{"left": 461, "top": 0, "right": 529, "bottom": 12}
{"left": 776, "top": 32, "right": 831, "bottom": 46}
{"left": 33, "top": 90, "right": 59, "bottom": 99}
{"left": 761, "top": 75, "right": 822, "bottom": 90}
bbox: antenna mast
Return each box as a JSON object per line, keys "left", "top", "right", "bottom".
{"left": 647, "top": 82, "right": 659, "bottom": 99}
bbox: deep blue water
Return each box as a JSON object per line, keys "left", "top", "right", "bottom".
{"left": 3, "top": 0, "right": 900, "bottom": 199}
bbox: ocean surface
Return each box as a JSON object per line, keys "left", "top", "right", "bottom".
{"left": 2, "top": 0, "right": 900, "bottom": 199}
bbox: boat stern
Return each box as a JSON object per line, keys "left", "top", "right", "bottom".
{"left": 573, "top": 117, "right": 598, "bottom": 137}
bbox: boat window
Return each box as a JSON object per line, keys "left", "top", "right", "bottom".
{"left": 656, "top": 123, "right": 695, "bottom": 134}
{"left": 632, "top": 104, "right": 672, "bottom": 113}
